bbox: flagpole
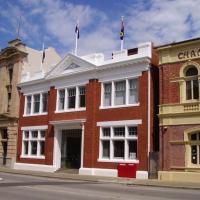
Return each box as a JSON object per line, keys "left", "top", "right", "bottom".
{"left": 121, "top": 40, "right": 123, "bottom": 51}
{"left": 120, "top": 16, "right": 124, "bottom": 51}
{"left": 17, "top": 16, "right": 21, "bottom": 39}
{"left": 41, "top": 42, "right": 45, "bottom": 74}
{"left": 75, "top": 20, "right": 79, "bottom": 56}
{"left": 75, "top": 32, "right": 78, "bottom": 55}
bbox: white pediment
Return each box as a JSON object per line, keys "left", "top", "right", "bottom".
{"left": 46, "top": 53, "right": 96, "bottom": 79}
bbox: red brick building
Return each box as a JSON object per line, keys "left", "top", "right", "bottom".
{"left": 156, "top": 38, "right": 200, "bottom": 182}
{"left": 14, "top": 42, "right": 158, "bottom": 179}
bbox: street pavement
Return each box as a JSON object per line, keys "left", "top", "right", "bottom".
{"left": 0, "top": 172, "right": 200, "bottom": 200}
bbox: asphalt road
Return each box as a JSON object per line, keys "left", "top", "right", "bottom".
{"left": 0, "top": 172, "right": 200, "bottom": 200}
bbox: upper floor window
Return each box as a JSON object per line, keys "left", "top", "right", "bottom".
{"left": 102, "top": 78, "right": 139, "bottom": 108}
{"left": 25, "top": 92, "right": 48, "bottom": 116}
{"left": 57, "top": 86, "right": 86, "bottom": 112}
{"left": 185, "top": 66, "right": 199, "bottom": 100}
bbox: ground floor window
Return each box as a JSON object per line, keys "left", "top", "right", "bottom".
{"left": 190, "top": 132, "right": 200, "bottom": 165}
{"left": 99, "top": 125, "right": 138, "bottom": 161}
{"left": 22, "top": 129, "right": 46, "bottom": 158}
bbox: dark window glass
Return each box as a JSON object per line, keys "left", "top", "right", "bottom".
{"left": 32, "top": 131, "right": 38, "bottom": 138}
{"left": 68, "top": 88, "right": 76, "bottom": 108}
{"left": 31, "top": 141, "right": 37, "bottom": 155}
{"left": 59, "top": 89, "right": 65, "bottom": 110}
{"left": 114, "top": 127, "right": 125, "bottom": 136}
{"left": 102, "top": 128, "right": 110, "bottom": 137}
{"left": 115, "top": 81, "right": 126, "bottom": 105}
{"left": 26, "top": 96, "right": 32, "bottom": 114}
{"left": 40, "top": 130, "right": 45, "bottom": 138}
{"left": 191, "top": 145, "right": 197, "bottom": 164}
{"left": 128, "top": 127, "right": 137, "bottom": 136}
{"left": 114, "top": 140, "right": 124, "bottom": 158}
{"left": 33, "top": 94, "right": 40, "bottom": 113}
{"left": 191, "top": 133, "right": 197, "bottom": 141}
{"left": 193, "top": 80, "right": 199, "bottom": 99}
{"left": 42, "top": 93, "right": 48, "bottom": 112}
{"left": 24, "top": 141, "right": 29, "bottom": 155}
{"left": 186, "top": 67, "right": 198, "bottom": 76}
{"left": 186, "top": 81, "right": 192, "bottom": 100}
{"left": 129, "top": 79, "right": 138, "bottom": 104}
{"left": 104, "top": 83, "right": 111, "bottom": 106}
{"left": 102, "top": 141, "right": 110, "bottom": 158}
{"left": 24, "top": 131, "right": 29, "bottom": 138}
{"left": 40, "top": 141, "right": 45, "bottom": 155}
{"left": 129, "top": 140, "right": 137, "bottom": 159}
{"left": 79, "top": 87, "right": 86, "bottom": 108}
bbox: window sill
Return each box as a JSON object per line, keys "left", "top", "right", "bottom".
{"left": 55, "top": 108, "right": 86, "bottom": 113}
{"left": 99, "top": 103, "right": 140, "bottom": 110}
{"left": 97, "top": 158, "right": 139, "bottom": 163}
{"left": 23, "top": 113, "right": 48, "bottom": 117}
{"left": 20, "top": 155, "right": 45, "bottom": 159}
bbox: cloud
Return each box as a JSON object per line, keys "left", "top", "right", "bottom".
{"left": 1, "top": 0, "right": 200, "bottom": 56}
{"left": 125, "top": 0, "right": 200, "bottom": 47}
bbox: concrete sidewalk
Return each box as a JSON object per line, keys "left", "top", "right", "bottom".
{"left": 0, "top": 167, "right": 200, "bottom": 190}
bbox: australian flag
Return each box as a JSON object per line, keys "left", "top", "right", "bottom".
{"left": 120, "top": 20, "right": 124, "bottom": 40}
{"left": 75, "top": 24, "right": 80, "bottom": 39}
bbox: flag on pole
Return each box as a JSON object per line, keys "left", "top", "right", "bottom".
{"left": 75, "top": 24, "right": 80, "bottom": 39}
{"left": 42, "top": 43, "right": 45, "bottom": 63}
{"left": 120, "top": 18, "right": 124, "bottom": 40}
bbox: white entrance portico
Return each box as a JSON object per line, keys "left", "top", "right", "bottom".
{"left": 50, "top": 119, "right": 86, "bottom": 171}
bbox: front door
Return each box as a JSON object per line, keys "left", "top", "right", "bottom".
{"left": 61, "top": 129, "right": 81, "bottom": 169}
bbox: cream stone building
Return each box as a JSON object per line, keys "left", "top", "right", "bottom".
{"left": 0, "top": 39, "right": 61, "bottom": 167}
{"left": 156, "top": 38, "right": 200, "bottom": 182}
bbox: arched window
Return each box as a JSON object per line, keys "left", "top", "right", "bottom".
{"left": 185, "top": 66, "right": 199, "bottom": 100}
{"left": 189, "top": 132, "right": 200, "bottom": 165}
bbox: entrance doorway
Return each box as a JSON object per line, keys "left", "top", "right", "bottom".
{"left": 0, "top": 129, "right": 8, "bottom": 165}
{"left": 61, "top": 129, "right": 81, "bottom": 169}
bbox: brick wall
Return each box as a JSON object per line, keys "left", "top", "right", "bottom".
{"left": 17, "top": 67, "right": 157, "bottom": 172}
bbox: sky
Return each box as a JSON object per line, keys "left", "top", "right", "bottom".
{"left": 1, "top": 0, "right": 200, "bottom": 57}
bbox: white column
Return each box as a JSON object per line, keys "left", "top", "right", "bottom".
{"left": 111, "top": 81, "right": 115, "bottom": 106}
{"left": 75, "top": 86, "right": 79, "bottom": 109}
{"left": 53, "top": 127, "right": 61, "bottom": 170}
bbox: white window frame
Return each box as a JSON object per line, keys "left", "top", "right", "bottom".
{"left": 21, "top": 128, "right": 46, "bottom": 159}
{"left": 98, "top": 123, "right": 139, "bottom": 163}
{"left": 100, "top": 77, "right": 139, "bottom": 109}
{"left": 24, "top": 92, "right": 48, "bottom": 116}
{"left": 56, "top": 85, "right": 86, "bottom": 113}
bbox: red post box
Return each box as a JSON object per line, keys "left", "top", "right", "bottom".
{"left": 118, "top": 163, "right": 137, "bottom": 178}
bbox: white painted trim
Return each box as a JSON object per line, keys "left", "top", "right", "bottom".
{"left": 97, "top": 158, "right": 139, "bottom": 163}
{"left": 136, "top": 171, "right": 148, "bottom": 179}
{"left": 21, "top": 125, "right": 48, "bottom": 131}
{"left": 20, "top": 155, "right": 45, "bottom": 159}
{"left": 147, "top": 66, "right": 151, "bottom": 157}
{"left": 100, "top": 77, "right": 140, "bottom": 109}
{"left": 53, "top": 127, "right": 61, "bottom": 170}
{"left": 55, "top": 108, "right": 86, "bottom": 113}
{"left": 99, "top": 103, "right": 140, "bottom": 110}
{"left": 23, "top": 89, "right": 49, "bottom": 96}
{"left": 79, "top": 168, "right": 118, "bottom": 177}
{"left": 14, "top": 163, "right": 57, "bottom": 172}
{"left": 23, "top": 112, "right": 48, "bottom": 117}
{"left": 56, "top": 85, "right": 86, "bottom": 112}
{"left": 97, "top": 120, "right": 142, "bottom": 127}
{"left": 50, "top": 119, "right": 86, "bottom": 126}
{"left": 79, "top": 167, "right": 148, "bottom": 179}
{"left": 23, "top": 92, "right": 48, "bottom": 116}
